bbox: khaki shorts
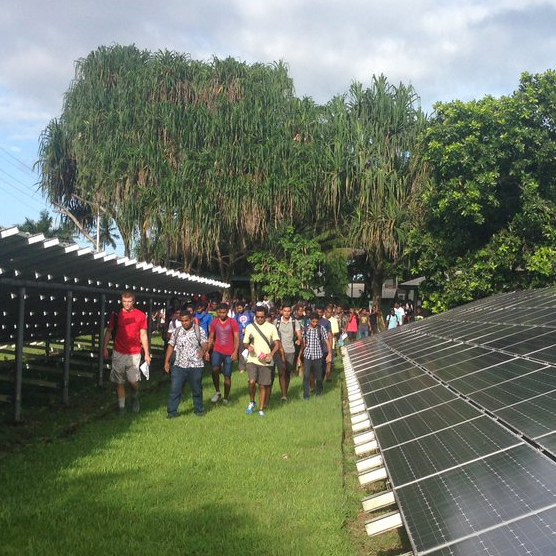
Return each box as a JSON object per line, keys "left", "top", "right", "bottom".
{"left": 246, "top": 362, "right": 272, "bottom": 386}
{"left": 110, "top": 351, "right": 141, "bottom": 384}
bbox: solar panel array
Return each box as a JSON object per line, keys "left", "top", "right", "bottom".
{"left": 346, "top": 288, "right": 556, "bottom": 556}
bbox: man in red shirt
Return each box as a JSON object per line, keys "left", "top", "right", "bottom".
{"left": 206, "top": 303, "right": 239, "bottom": 405}
{"left": 103, "top": 291, "right": 151, "bottom": 415}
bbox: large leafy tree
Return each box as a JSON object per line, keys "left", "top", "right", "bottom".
{"left": 37, "top": 46, "right": 320, "bottom": 284}
{"left": 415, "top": 70, "right": 556, "bottom": 311}
{"left": 320, "top": 76, "right": 428, "bottom": 307}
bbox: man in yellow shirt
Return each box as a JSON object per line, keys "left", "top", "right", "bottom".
{"left": 243, "top": 307, "right": 281, "bottom": 416}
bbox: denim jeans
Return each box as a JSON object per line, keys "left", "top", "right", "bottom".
{"left": 167, "top": 365, "right": 204, "bottom": 415}
{"left": 303, "top": 358, "right": 323, "bottom": 398}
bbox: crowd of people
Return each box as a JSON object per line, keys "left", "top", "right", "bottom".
{"left": 104, "top": 291, "right": 420, "bottom": 418}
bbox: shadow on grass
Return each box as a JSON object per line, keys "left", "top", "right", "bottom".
{"left": 3, "top": 468, "right": 274, "bottom": 555}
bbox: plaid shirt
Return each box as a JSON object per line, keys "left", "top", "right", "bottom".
{"left": 302, "top": 325, "right": 328, "bottom": 360}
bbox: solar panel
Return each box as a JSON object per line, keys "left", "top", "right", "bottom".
{"left": 346, "top": 287, "right": 556, "bottom": 555}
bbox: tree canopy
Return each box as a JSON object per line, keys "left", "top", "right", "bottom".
{"left": 37, "top": 45, "right": 555, "bottom": 310}
{"left": 37, "top": 45, "right": 425, "bottom": 305}
{"left": 415, "top": 70, "right": 556, "bottom": 311}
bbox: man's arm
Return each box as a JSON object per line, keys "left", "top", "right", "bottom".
{"left": 270, "top": 339, "right": 281, "bottom": 359}
{"left": 164, "top": 344, "right": 174, "bottom": 373}
{"left": 102, "top": 326, "right": 113, "bottom": 360}
{"left": 205, "top": 325, "right": 215, "bottom": 361}
{"left": 231, "top": 329, "right": 239, "bottom": 361}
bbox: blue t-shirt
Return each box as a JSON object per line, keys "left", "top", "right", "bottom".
{"left": 194, "top": 311, "right": 213, "bottom": 336}
{"left": 234, "top": 310, "right": 254, "bottom": 341}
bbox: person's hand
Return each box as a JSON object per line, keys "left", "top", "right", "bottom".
{"left": 231, "top": 351, "right": 238, "bottom": 362}
{"left": 103, "top": 347, "right": 110, "bottom": 360}
{"left": 326, "top": 353, "right": 332, "bottom": 363}
{"left": 144, "top": 353, "right": 152, "bottom": 365}
{"left": 164, "top": 362, "right": 171, "bottom": 374}
{"left": 205, "top": 351, "right": 211, "bottom": 362}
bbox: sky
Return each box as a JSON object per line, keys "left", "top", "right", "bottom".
{"left": 1, "top": 0, "right": 555, "bottom": 246}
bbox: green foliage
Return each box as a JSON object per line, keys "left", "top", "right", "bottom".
{"left": 37, "top": 45, "right": 320, "bottom": 277}
{"left": 415, "top": 70, "right": 556, "bottom": 310}
{"left": 16, "top": 210, "right": 75, "bottom": 242}
{"left": 248, "top": 226, "right": 324, "bottom": 300}
{"left": 322, "top": 249, "right": 350, "bottom": 299}
{"left": 320, "top": 76, "right": 428, "bottom": 305}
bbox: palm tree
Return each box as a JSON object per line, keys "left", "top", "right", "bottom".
{"left": 321, "top": 76, "right": 428, "bottom": 306}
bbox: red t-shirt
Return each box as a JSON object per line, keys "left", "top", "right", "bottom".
{"left": 210, "top": 317, "right": 239, "bottom": 355}
{"left": 110, "top": 308, "right": 147, "bottom": 355}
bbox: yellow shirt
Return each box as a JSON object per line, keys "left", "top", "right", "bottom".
{"left": 243, "top": 321, "right": 280, "bottom": 366}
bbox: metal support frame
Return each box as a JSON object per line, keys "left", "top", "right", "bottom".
{"left": 98, "top": 294, "right": 106, "bottom": 386}
{"left": 62, "top": 290, "right": 73, "bottom": 404}
{"left": 14, "top": 286, "right": 25, "bottom": 422}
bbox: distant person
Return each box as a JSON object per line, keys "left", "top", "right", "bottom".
{"left": 103, "top": 290, "right": 151, "bottom": 415}
{"left": 194, "top": 302, "right": 213, "bottom": 336}
{"left": 386, "top": 308, "right": 401, "bottom": 329}
{"left": 167, "top": 308, "right": 182, "bottom": 341}
{"left": 358, "top": 308, "right": 370, "bottom": 339}
{"left": 234, "top": 302, "right": 254, "bottom": 373}
{"left": 369, "top": 305, "right": 380, "bottom": 335}
{"left": 394, "top": 302, "right": 405, "bottom": 326}
{"left": 346, "top": 308, "right": 359, "bottom": 341}
{"left": 164, "top": 313, "right": 208, "bottom": 418}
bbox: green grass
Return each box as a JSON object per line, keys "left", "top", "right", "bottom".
{"left": 0, "top": 360, "right": 409, "bottom": 555}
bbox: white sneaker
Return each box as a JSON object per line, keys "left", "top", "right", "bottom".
{"left": 222, "top": 398, "right": 229, "bottom": 406}
{"left": 211, "top": 392, "right": 222, "bottom": 403}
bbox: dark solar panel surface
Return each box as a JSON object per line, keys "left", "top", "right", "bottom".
{"left": 346, "top": 288, "right": 556, "bottom": 555}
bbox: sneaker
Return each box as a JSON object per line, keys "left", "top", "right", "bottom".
{"left": 195, "top": 411, "right": 205, "bottom": 417}
{"left": 222, "top": 398, "right": 229, "bottom": 406}
{"left": 245, "top": 401, "right": 256, "bottom": 414}
{"left": 119, "top": 406, "right": 126, "bottom": 416}
{"left": 132, "top": 396, "right": 140, "bottom": 413}
{"left": 166, "top": 413, "right": 179, "bottom": 419}
{"left": 258, "top": 410, "right": 265, "bottom": 417}
{"left": 211, "top": 392, "right": 222, "bottom": 403}
{"left": 280, "top": 396, "right": 287, "bottom": 402}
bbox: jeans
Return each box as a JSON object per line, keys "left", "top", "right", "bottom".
{"left": 303, "top": 358, "right": 323, "bottom": 398}
{"left": 167, "top": 365, "right": 204, "bottom": 415}
{"left": 211, "top": 351, "right": 233, "bottom": 377}
{"left": 358, "top": 326, "right": 370, "bottom": 339}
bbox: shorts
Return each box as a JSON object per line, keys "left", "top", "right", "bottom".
{"left": 277, "top": 352, "right": 296, "bottom": 377}
{"left": 211, "top": 351, "right": 233, "bottom": 377}
{"left": 110, "top": 351, "right": 141, "bottom": 384}
{"left": 246, "top": 362, "right": 272, "bottom": 386}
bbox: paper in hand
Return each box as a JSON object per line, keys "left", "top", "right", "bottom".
{"left": 140, "top": 361, "right": 150, "bottom": 380}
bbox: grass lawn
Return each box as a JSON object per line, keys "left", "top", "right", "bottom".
{"left": 0, "top": 358, "right": 408, "bottom": 555}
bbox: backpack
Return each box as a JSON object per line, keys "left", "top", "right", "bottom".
{"left": 274, "top": 317, "right": 297, "bottom": 340}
